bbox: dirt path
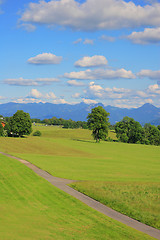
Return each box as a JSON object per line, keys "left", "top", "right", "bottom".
{"left": 1, "top": 151, "right": 160, "bottom": 240}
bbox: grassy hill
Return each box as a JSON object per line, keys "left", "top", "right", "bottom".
{"left": 0, "top": 125, "right": 159, "bottom": 238}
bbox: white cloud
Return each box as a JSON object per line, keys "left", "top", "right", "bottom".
{"left": 73, "top": 38, "right": 82, "bottom": 44}
{"left": 74, "top": 55, "right": 108, "bottom": 68}
{"left": 147, "top": 84, "right": 160, "bottom": 94}
{"left": 12, "top": 98, "right": 46, "bottom": 104}
{"left": 64, "top": 68, "right": 135, "bottom": 80}
{"left": 113, "top": 98, "right": 154, "bottom": 108}
{"left": 29, "top": 89, "right": 43, "bottom": 98}
{"left": 137, "top": 69, "right": 160, "bottom": 79}
{"left": 82, "top": 82, "right": 160, "bottom": 108}
{"left": 83, "top": 39, "right": 94, "bottom": 45}
{"left": 127, "top": 27, "right": 160, "bottom": 44}
{"left": 52, "top": 99, "right": 68, "bottom": 104}
{"left": 100, "top": 35, "right": 115, "bottom": 42}
{"left": 82, "top": 98, "right": 98, "bottom": 104}
{"left": 36, "top": 78, "right": 59, "bottom": 83}
{"left": 28, "top": 53, "right": 62, "bottom": 64}
{"left": 4, "top": 77, "right": 59, "bottom": 86}
{"left": 20, "top": 0, "right": 160, "bottom": 31}
{"left": 45, "top": 92, "right": 57, "bottom": 99}
{"left": 28, "top": 89, "right": 57, "bottom": 100}
{"left": 67, "top": 80, "right": 85, "bottom": 86}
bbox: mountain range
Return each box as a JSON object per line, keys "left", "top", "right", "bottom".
{"left": 0, "top": 102, "right": 160, "bottom": 125}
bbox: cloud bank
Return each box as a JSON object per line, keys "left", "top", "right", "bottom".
{"left": 20, "top": 0, "right": 160, "bottom": 31}
{"left": 4, "top": 77, "right": 59, "bottom": 86}
{"left": 64, "top": 68, "right": 135, "bottom": 80}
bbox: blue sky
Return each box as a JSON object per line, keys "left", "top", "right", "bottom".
{"left": 0, "top": 0, "right": 160, "bottom": 108}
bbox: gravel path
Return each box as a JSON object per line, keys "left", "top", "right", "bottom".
{"left": 1, "top": 151, "right": 160, "bottom": 240}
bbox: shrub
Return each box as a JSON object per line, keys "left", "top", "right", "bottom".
{"left": 33, "top": 130, "right": 42, "bottom": 136}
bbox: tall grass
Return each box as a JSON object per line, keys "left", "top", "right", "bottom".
{"left": 71, "top": 181, "right": 160, "bottom": 229}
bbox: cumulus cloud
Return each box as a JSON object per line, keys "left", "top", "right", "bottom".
{"left": 127, "top": 27, "right": 160, "bottom": 44}
{"left": 113, "top": 98, "right": 154, "bottom": 108}
{"left": 28, "top": 53, "right": 62, "bottom": 64}
{"left": 82, "top": 98, "right": 98, "bottom": 104}
{"left": 29, "top": 89, "right": 43, "bottom": 98}
{"left": 137, "top": 69, "right": 160, "bottom": 79}
{"left": 67, "top": 80, "right": 85, "bottom": 86}
{"left": 74, "top": 55, "right": 108, "bottom": 68}
{"left": 147, "top": 84, "right": 160, "bottom": 94}
{"left": 20, "top": 0, "right": 160, "bottom": 31}
{"left": 12, "top": 98, "right": 46, "bottom": 104}
{"left": 27, "top": 89, "right": 69, "bottom": 104}
{"left": 64, "top": 68, "right": 135, "bottom": 80}
{"left": 4, "top": 77, "right": 59, "bottom": 86}
{"left": 28, "top": 89, "right": 57, "bottom": 99}
{"left": 81, "top": 82, "right": 160, "bottom": 108}
{"left": 52, "top": 99, "right": 68, "bottom": 104}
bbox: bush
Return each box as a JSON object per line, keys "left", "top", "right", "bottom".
{"left": 106, "top": 137, "right": 113, "bottom": 142}
{"left": 2, "top": 130, "right": 8, "bottom": 137}
{"left": 33, "top": 130, "right": 42, "bottom": 136}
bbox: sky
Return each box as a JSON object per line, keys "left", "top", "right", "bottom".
{"left": 0, "top": 0, "right": 160, "bottom": 108}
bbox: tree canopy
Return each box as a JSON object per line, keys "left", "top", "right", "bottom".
{"left": 7, "top": 110, "right": 32, "bottom": 137}
{"left": 115, "top": 116, "right": 144, "bottom": 144}
{"left": 144, "top": 123, "right": 160, "bottom": 146}
{"left": 87, "top": 106, "right": 110, "bottom": 142}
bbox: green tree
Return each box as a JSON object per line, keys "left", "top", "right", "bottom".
{"left": 87, "top": 106, "right": 110, "bottom": 142}
{"left": 8, "top": 110, "right": 32, "bottom": 137}
{"left": 115, "top": 116, "right": 144, "bottom": 144}
{"left": 144, "top": 123, "right": 160, "bottom": 146}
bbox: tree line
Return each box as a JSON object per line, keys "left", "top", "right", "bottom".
{"left": 86, "top": 106, "right": 160, "bottom": 145}
{"left": 36, "top": 117, "right": 88, "bottom": 129}
{"left": 0, "top": 108, "right": 160, "bottom": 146}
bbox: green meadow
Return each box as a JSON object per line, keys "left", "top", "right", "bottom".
{"left": 1, "top": 154, "right": 154, "bottom": 240}
{"left": 0, "top": 125, "right": 160, "bottom": 236}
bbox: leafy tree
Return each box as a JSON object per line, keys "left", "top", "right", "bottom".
{"left": 144, "top": 123, "right": 160, "bottom": 146}
{"left": 8, "top": 110, "right": 32, "bottom": 137}
{"left": 87, "top": 106, "right": 110, "bottom": 142}
{"left": 115, "top": 116, "right": 144, "bottom": 144}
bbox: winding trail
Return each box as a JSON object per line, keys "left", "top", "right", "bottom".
{"left": 1, "top": 151, "right": 160, "bottom": 240}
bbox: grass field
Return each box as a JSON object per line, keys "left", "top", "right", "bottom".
{"left": 0, "top": 125, "right": 160, "bottom": 232}
{"left": 0, "top": 154, "right": 154, "bottom": 240}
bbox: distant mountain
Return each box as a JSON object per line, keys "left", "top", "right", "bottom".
{"left": 0, "top": 102, "right": 160, "bottom": 125}
{"left": 150, "top": 118, "right": 160, "bottom": 126}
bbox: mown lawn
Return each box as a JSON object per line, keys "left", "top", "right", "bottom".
{"left": 0, "top": 125, "right": 160, "bottom": 231}
{"left": 0, "top": 154, "right": 154, "bottom": 240}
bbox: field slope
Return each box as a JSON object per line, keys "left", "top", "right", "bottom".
{"left": 0, "top": 126, "right": 160, "bottom": 231}
{"left": 0, "top": 153, "right": 155, "bottom": 240}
